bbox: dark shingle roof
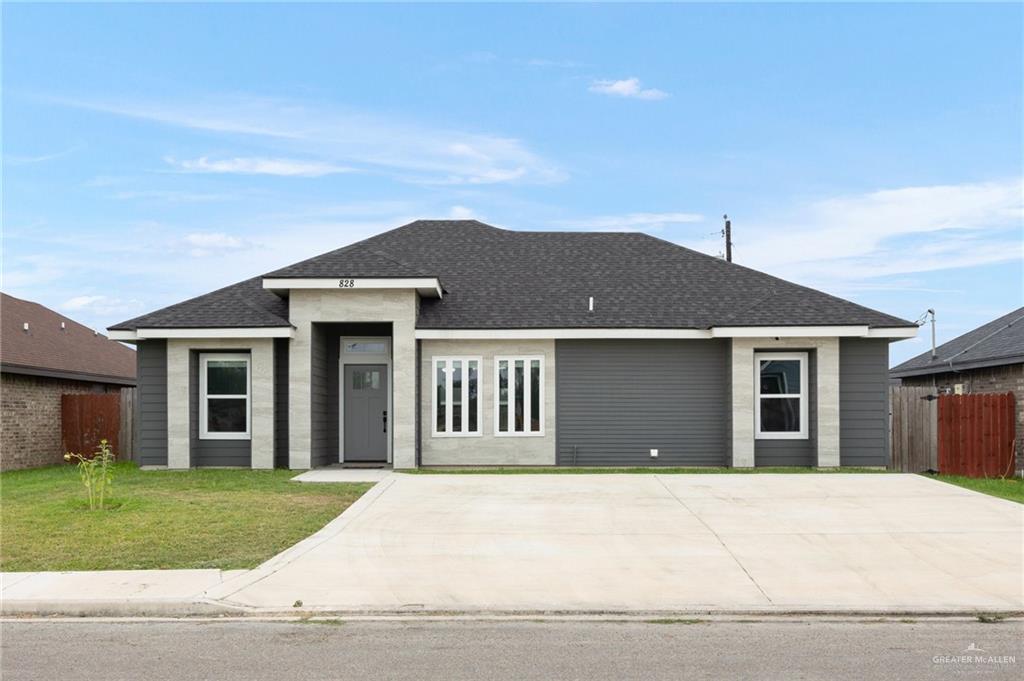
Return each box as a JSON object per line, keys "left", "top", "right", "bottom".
{"left": 112, "top": 220, "right": 915, "bottom": 331}
{"left": 890, "top": 307, "right": 1024, "bottom": 377}
{"left": 109, "top": 277, "right": 290, "bottom": 330}
{"left": 1, "top": 293, "right": 136, "bottom": 383}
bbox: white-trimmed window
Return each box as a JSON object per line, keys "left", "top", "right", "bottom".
{"left": 199, "top": 353, "right": 251, "bottom": 440}
{"left": 432, "top": 357, "right": 481, "bottom": 436}
{"left": 495, "top": 356, "right": 544, "bottom": 436}
{"left": 754, "top": 351, "right": 808, "bottom": 439}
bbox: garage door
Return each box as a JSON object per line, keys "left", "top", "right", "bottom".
{"left": 555, "top": 339, "right": 729, "bottom": 466}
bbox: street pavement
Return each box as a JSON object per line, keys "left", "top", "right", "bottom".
{"left": 2, "top": 618, "right": 1022, "bottom": 680}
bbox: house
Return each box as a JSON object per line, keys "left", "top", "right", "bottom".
{"left": 891, "top": 307, "right": 1023, "bottom": 472}
{"left": 108, "top": 220, "right": 918, "bottom": 470}
{"left": 1, "top": 293, "right": 137, "bottom": 470}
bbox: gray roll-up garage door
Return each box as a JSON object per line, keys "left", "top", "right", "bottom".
{"left": 555, "top": 339, "right": 730, "bottom": 466}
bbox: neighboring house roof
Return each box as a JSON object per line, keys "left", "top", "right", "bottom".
{"left": 1, "top": 293, "right": 137, "bottom": 384}
{"left": 890, "top": 307, "right": 1024, "bottom": 378}
{"left": 111, "top": 220, "right": 915, "bottom": 331}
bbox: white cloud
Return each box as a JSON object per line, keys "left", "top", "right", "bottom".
{"left": 166, "top": 156, "right": 354, "bottom": 177}
{"left": 111, "top": 189, "right": 240, "bottom": 202}
{"left": 554, "top": 212, "right": 704, "bottom": 231}
{"left": 183, "top": 232, "right": 248, "bottom": 257}
{"left": 683, "top": 178, "right": 1023, "bottom": 287}
{"left": 60, "top": 295, "right": 143, "bottom": 318}
{"left": 4, "top": 145, "right": 83, "bottom": 165}
{"left": 589, "top": 78, "right": 668, "bottom": 101}
{"left": 59, "top": 95, "right": 565, "bottom": 185}
{"left": 448, "top": 205, "right": 476, "bottom": 219}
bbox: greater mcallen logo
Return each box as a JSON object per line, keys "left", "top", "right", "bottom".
{"left": 932, "top": 643, "right": 1017, "bottom": 667}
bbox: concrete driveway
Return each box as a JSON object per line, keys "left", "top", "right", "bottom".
{"left": 208, "top": 474, "right": 1023, "bottom": 613}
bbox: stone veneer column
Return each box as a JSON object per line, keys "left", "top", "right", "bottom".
{"left": 288, "top": 320, "right": 313, "bottom": 470}
{"left": 730, "top": 341, "right": 756, "bottom": 467}
{"left": 166, "top": 338, "right": 275, "bottom": 470}
{"left": 731, "top": 336, "right": 841, "bottom": 468}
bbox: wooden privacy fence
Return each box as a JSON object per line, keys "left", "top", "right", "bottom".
{"left": 938, "top": 392, "right": 1016, "bottom": 478}
{"left": 889, "top": 386, "right": 938, "bottom": 473}
{"left": 61, "top": 388, "right": 136, "bottom": 461}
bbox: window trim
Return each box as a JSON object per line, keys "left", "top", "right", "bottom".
{"left": 198, "top": 352, "right": 251, "bottom": 440}
{"left": 431, "top": 356, "right": 483, "bottom": 438}
{"left": 754, "top": 351, "right": 808, "bottom": 440}
{"left": 494, "top": 355, "right": 545, "bottom": 437}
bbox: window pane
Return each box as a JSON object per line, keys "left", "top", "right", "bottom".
{"left": 345, "top": 341, "right": 387, "bottom": 354}
{"left": 530, "top": 360, "right": 540, "bottom": 432}
{"left": 352, "top": 370, "right": 380, "bottom": 390}
{"left": 760, "top": 360, "right": 801, "bottom": 395}
{"left": 452, "top": 361, "right": 463, "bottom": 432}
{"left": 207, "top": 398, "right": 246, "bottom": 433}
{"left": 514, "top": 360, "right": 524, "bottom": 432}
{"left": 760, "top": 397, "right": 801, "bottom": 432}
{"left": 468, "top": 361, "right": 478, "bottom": 433}
{"left": 436, "top": 362, "right": 446, "bottom": 433}
{"left": 498, "top": 361, "right": 508, "bottom": 432}
{"left": 207, "top": 360, "right": 247, "bottom": 395}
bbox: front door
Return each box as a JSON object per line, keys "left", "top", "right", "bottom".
{"left": 343, "top": 364, "right": 388, "bottom": 462}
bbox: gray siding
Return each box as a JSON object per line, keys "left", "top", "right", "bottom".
{"left": 754, "top": 350, "right": 817, "bottom": 467}
{"left": 189, "top": 350, "right": 251, "bottom": 467}
{"left": 309, "top": 325, "right": 331, "bottom": 467}
{"left": 274, "top": 338, "right": 289, "bottom": 468}
{"left": 556, "top": 339, "right": 729, "bottom": 466}
{"left": 135, "top": 340, "right": 168, "bottom": 466}
{"left": 839, "top": 338, "right": 890, "bottom": 466}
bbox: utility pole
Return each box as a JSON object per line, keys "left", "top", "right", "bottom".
{"left": 928, "top": 309, "right": 937, "bottom": 359}
{"left": 722, "top": 214, "right": 733, "bottom": 262}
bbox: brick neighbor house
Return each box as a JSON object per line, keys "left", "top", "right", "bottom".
{"left": 890, "top": 307, "right": 1024, "bottom": 473}
{"left": 1, "top": 293, "right": 137, "bottom": 471}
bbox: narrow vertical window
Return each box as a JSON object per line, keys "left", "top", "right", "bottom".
{"left": 495, "top": 356, "right": 544, "bottom": 436}
{"left": 435, "top": 362, "right": 446, "bottom": 433}
{"left": 432, "top": 357, "right": 481, "bottom": 436}
{"left": 467, "top": 360, "right": 478, "bottom": 433}
{"left": 498, "top": 360, "right": 509, "bottom": 432}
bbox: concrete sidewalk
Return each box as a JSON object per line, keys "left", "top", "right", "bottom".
{"left": 1, "top": 569, "right": 245, "bottom": 616}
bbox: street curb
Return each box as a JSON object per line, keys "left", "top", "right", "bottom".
{"left": 0, "top": 599, "right": 239, "bottom": 617}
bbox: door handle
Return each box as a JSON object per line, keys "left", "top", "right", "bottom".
{"left": 383, "top": 410, "right": 388, "bottom": 433}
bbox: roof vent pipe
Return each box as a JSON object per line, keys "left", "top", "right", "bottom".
{"left": 60, "top": 321, "right": 66, "bottom": 330}
{"left": 22, "top": 322, "right": 29, "bottom": 333}
{"left": 588, "top": 296, "right": 594, "bottom": 312}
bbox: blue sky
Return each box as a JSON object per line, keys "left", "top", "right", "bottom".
{"left": 3, "top": 2, "right": 1021, "bottom": 366}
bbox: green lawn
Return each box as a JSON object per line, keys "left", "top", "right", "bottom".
{"left": 403, "top": 466, "right": 889, "bottom": 475}
{"left": 924, "top": 474, "right": 1024, "bottom": 504}
{"left": 0, "top": 463, "right": 371, "bottom": 572}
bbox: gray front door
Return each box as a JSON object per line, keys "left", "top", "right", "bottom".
{"left": 343, "top": 364, "right": 388, "bottom": 462}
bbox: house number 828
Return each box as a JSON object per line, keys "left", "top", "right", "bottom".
{"left": 338, "top": 279, "right": 355, "bottom": 288}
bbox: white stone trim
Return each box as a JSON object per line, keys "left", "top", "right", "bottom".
{"left": 262, "top": 277, "right": 442, "bottom": 298}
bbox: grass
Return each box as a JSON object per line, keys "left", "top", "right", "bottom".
{"left": 403, "top": 466, "right": 889, "bottom": 475}
{"left": 923, "top": 474, "right": 1024, "bottom": 504}
{"left": 0, "top": 463, "right": 372, "bottom": 572}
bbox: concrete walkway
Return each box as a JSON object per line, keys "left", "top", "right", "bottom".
{"left": 4, "top": 473, "right": 1022, "bottom": 616}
